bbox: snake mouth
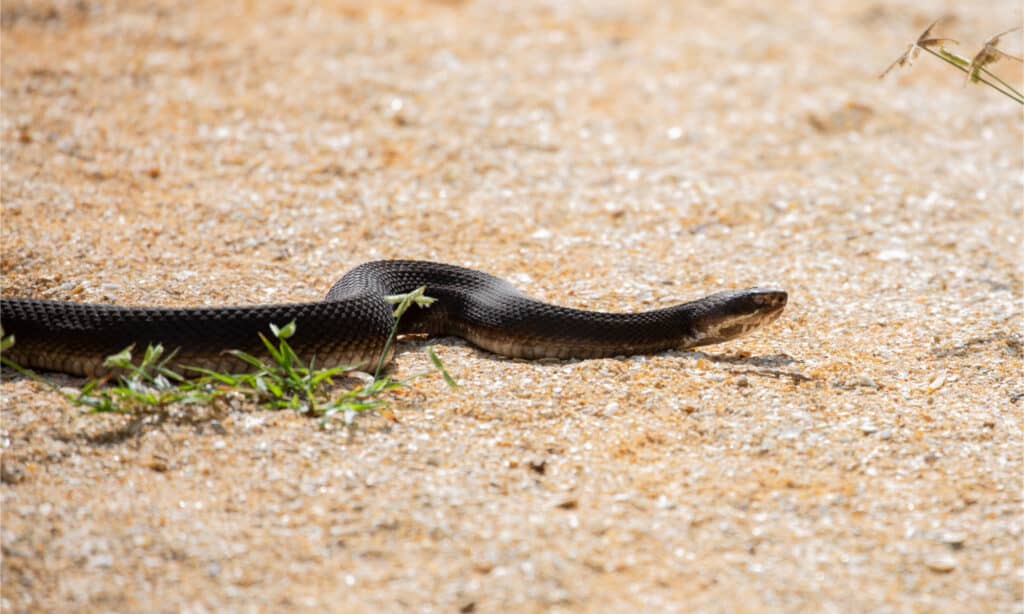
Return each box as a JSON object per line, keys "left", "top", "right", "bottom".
{"left": 687, "top": 287, "right": 788, "bottom": 347}
{"left": 753, "top": 288, "right": 788, "bottom": 321}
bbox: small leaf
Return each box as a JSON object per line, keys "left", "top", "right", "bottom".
{"left": 310, "top": 366, "right": 351, "bottom": 386}
{"left": 363, "top": 377, "right": 398, "bottom": 395}
{"left": 157, "top": 366, "right": 186, "bottom": 382}
{"left": 270, "top": 320, "right": 297, "bottom": 340}
{"left": 142, "top": 344, "right": 165, "bottom": 367}
{"left": 103, "top": 345, "right": 135, "bottom": 368}
{"left": 265, "top": 379, "right": 283, "bottom": 398}
{"left": 428, "top": 347, "right": 459, "bottom": 388}
{"left": 278, "top": 338, "right": 301, "bottom": 368}
{"left": 153, "top": 374, "right": 172, "bottom": 391}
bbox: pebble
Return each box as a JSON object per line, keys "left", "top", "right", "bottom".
{"left": 876, "top": 248, "right": 910, "bottom": 261}
{"left": 87, "top": 553, "right": 114, "bottom": 569}
{"left": 938, "top": 532, "right": 967, "bottom": 549}
{"left": 852, "top": 375, "right": 879, "bottom": 389}
{"left": 925, "top": 554, "right": 958, "bottom": 573}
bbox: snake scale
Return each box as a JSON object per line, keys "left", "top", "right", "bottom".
{"left": 0, "top": 260, "right": 787, "bottom": 377}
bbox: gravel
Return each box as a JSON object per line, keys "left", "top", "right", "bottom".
{"left": 2, "top": 0, "right": 1022, "bottom": 611}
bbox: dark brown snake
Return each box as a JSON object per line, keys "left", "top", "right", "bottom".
{"left": 0, "top": 260, "right": 787, "bottom": 377}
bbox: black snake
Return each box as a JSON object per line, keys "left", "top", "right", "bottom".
{"left": 0, "top": 260, "right": 787, "bottom": 377}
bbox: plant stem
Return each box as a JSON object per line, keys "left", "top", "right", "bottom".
{"left": 926, "top": 47, "right": 1024, "bottom": 104}
{"left": 374, "top": 286, "right": 430, "bottom": 380}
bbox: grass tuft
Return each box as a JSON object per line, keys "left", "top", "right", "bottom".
{"left": 881, "top": 19, "right": 1023, "bottom": 105}
{"left": 0, "top": 287, "right": 457, "bottom": 428}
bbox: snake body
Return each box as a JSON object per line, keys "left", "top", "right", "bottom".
{"left": 0, "top": 260, "right": 787, "bottom": 377}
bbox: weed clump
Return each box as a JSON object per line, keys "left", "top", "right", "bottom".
{"left": 1, "top": 287, "right": 456, "bottom": 428}
{"left": 880, "top": 19, "right": 1022, "bottom": 105}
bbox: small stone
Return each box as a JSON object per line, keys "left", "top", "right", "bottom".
{"left": 926, "top": 372, "right": 947, "bottom": 394}
{"left": 860, "top": 422, "right": 879, "bottom": 435}
{"left": 925, "top": 554, "right": 957, "bottom": 573}
{"left": 735, "top": 376, "right": 750, "bottom": 388}
{"left": 876, "top": 248, "right": 909, "bottom": 261}
{"left": 87, "top": 553, "right": 114, "bottom": 569}
{"left": 778, "top": 426, "right": 803, "bottom": 440}
{"left": 1, "top": 460, "right": 26, "bottom": 484}
{"left": 852, "top": 374, "right": 879, "bottom": 389}
{"left": 144, "top": 456, "right": 169, "bottom": 472}
{"left": 938, "top": 531, "right": 967, "bottom": 549}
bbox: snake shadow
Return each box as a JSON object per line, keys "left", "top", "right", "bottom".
{"left": 676, "top": 350, "right": 812, "bottom": 383}
{"left": 682, "top": 351, "right": 800, "bottom": 368}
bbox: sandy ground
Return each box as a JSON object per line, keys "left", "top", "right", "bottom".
{"left": 1, "top": 0, "right": 1022, "bottom": 611}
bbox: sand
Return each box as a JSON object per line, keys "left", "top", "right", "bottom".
{"left": 2, "top": 0, "right": 1022, "bottom": 611}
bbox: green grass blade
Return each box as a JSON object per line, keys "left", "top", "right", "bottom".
{"left": 185, "top": 367, "right": 240, "bottom": 384}
{"left": 310, "top": 366, "right": 352, "bottom": 387}
{"left": 270, "top": 320, "right": 297, "bottom": 339}
{"left": 226, "top": 349, "right": 271, "bottom": 371}
{"left": 258, "top": 332, "right": 285, "bottom": 365}
{"left": 428, "top": 347, "right": 459, "bottom": 388}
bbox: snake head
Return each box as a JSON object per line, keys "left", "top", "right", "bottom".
{"left": 687, "top": 287, "right": 787, "bottom": 347}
